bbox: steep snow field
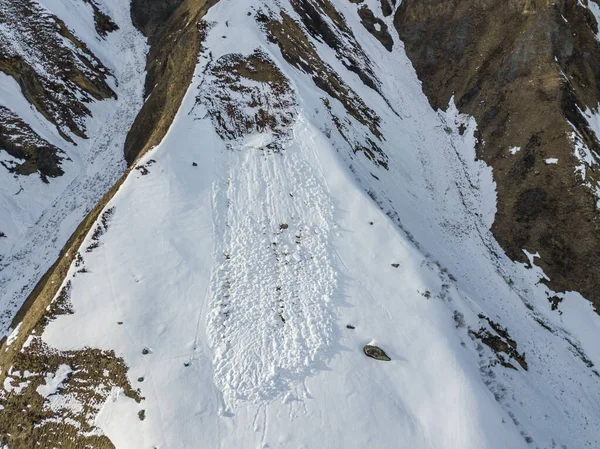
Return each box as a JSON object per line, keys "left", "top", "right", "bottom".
{"left": 0, "top": 0, "right": 147, "bottom": 333}
{"left": 12, "top": 0, "right": 600, "bottom": 447}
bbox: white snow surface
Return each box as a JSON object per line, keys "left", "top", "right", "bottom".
{"left": 586, "top": 0, "right": 600, "bottom": 41}
{"left": 0, "top": 0, "right": 148, "bottom": 335}
{"left": 22, "top": 0, "right": 600, "bottom": 447}
{"left": 4, "top": 322, "right": 20, "bottom": 349}
{"left": 36, "top": 364, "right": 73, "bottom": 398}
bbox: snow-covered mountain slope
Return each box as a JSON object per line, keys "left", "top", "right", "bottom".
{"left": 2, "top": 0, "right": 600, "bottom": 448}
{"left": 0, "top": 0, "right": 147, "bottom": 333}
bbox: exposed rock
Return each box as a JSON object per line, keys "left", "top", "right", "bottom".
{"left": 380, "top": 0, "right": 395, "bottom": 17}
{"left": 258, "top": 9, "right": 382, "bottom": 139}
{"left": 131, "top": 0, "right": 184, "bottom": 36}
{"left": 354, "top": 138, "right": 389, "bottom": 169}
{"left": 198, "top": 49, "right": 297, "bottom": 142}
{"left": 357, "top": 6, "right": 393, "bottom": 51}
{"left": 82, "top": 0, "right": 119, "bottom": 37}
{"left": 290, "top": 0, "right": 381, "bottom": 93}
{"left": 470, "top": 315, "right": 528, "bottom": 370}
{"left": 124, "top": 1, "right": 220, "bottom": 164}
{"left": 395, "top": 0, "right": 600, "bottom": 308}
{"left": 0, "top": 0, "right": 116, "bottom": 141}
{"left": 363, "top": 344, "right": 391, "bottom": 361}
{"left": 0, "top": 106, "right": 66, "bottom": 181}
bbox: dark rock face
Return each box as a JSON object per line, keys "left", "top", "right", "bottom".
{"left": 81, "top": 0, "right": 119, "bottom": 36}
{"left": 471, "top": 315, "right": 528, "bottom": 370}
{"left": 380, "top": 0, "right": 395, "bottom": 17}
{"left": 357, "top": 6, "right": 393, "bottom": 51}
{"left": 130, "top": 0, "right": 185, "bottom": 36}
{"left": 395, "top": 0, "right": 600, "bottom": 308}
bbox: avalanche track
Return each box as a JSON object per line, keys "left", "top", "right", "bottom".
{"left": 209, "top": 124, "right": 337, "bottom": 409}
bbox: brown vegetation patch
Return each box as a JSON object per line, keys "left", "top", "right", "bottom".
{"left": 0, "top": 339, "right": 141, "bottom": 449}
{"left": 198, "top": 49, "right": 296, "bottom": 142}
{"left": 0, "top": 275, "right": 140, "bottom": 449}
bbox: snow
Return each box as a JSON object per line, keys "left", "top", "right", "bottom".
{"left": 522, "top": 249, "right": 540, "bottom": 266}
{"left": 4, "top": 322, "right": 20, "bottom": 349}
{"left": 567, "top": 113, "right": 600, "bottom": 207}
{"left": 509, "top": 146, "right": 520, "bottom": 154}
{"left": 3, "top": 375, "right": 28, "bottom": 394}
{"left": 545, "top": 158, "right": 558, "bottom": 164}
{"left": 568, "top": 124, "right": 598, "bottom": 179}
{"left": 36, "top": 364, "right": 73, "bottom": 398}
{"left": 44, "top": 102, "right": 525, "bottom": 447}
{"left": 0, "top": 0, "right": 148, "bottom": 336}
{"left": 35, "top": 364, "right": 86, "bottom": 415}
{"left": 580, "top": 105, "right": 600, "bottom": 141}
{"left": 22, "top": 334, "right": 35, "bottom": 349}
{"left": 208, "top": 135, "right": 337, "bottom": 409}
{"left": 9, "top": 0, "right": 600, "bottom": 447}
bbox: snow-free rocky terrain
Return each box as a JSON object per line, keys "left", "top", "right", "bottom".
{"left": 2, "top": 0, "right": 600, "bottom": 448}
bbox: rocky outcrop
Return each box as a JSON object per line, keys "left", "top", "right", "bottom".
{"left": 357, "top": 5, "right": 393, "bottom": 52}
{"left": 124, "top": 0, "right": 220, "bottom": 164}
{"left": 198, "top": 49, "right": 297, "bottom": 143}
{"left": 0, "top": 106, "right": 66, "bottom": 182}
{"left": 0, "top": 0, "right": 116, "bottom": 142}
{"left": 395, "top": 0, "right": 600, "bottom": 308}
{"left": 363, "top": 344, "right": 391, "bottom": 361}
